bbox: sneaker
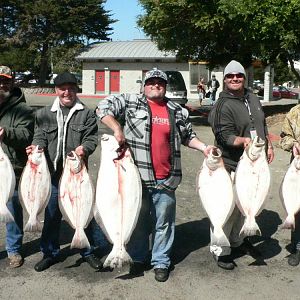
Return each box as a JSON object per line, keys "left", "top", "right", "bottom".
{"left": 154, "top": 268, "right": 169, "bottom": 282}
{"left": 34, "top": 256, "right": 58, "bottom": 272}
{"left": 288, "top": 250, "right": 300, "bottom": 266}
{"left": 236, "top": 238, "right": 262, "bottom": 258}
{"left": 129, "top": 262, "right": 144, "bottom": 276}
{"left": 8, "top": 253, "right": 24, "bottom": 268}
{"left": 215, "top": 255, "right": 235, "bottom": 270}
{"left": 83, "top": 254, "right": 103, "bottom": 270}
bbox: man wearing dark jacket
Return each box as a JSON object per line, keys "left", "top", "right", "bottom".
{"left": 207, "top": 74, "right": 220, "bottom": 105}
{"left": 26, "top": 72, "right": 107, "bottom": 272}
{"left": 208, "top": 60, "right": 274, "bottom": 270}
{"left": 0, "top": 66, "right": 34, "bottom": 268}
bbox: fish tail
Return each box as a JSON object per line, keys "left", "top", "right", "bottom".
{"left": 282, "top": 215, "right": 295, "bottom": 230}
{"left": 24, "top": 216, "right": 43, "bottom": 232}
{"left": 103, "top": 245, "right": 132, "bottom": 269}
{"left": 70, "top": 228, "right": 90, "bottom": 249}
{"left": 211, "top": 227, "right": 230, "bottom": 247}
{"left": 0, "top": 206, "right": 15, "bottom": 223}
{"left": 240, "top": 217, "right": 261, "bottom": 236}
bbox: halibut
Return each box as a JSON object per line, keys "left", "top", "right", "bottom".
{"left": 59, "top": 151, "right": 94, "bottom": 249}
{"left": 95, "top": 134, "right": 142, "bottom": 269}
{"left": 19, "top": 146, "right": 51, "bottom": 231}
{"left": 235, "top": 136, "right": 270, "bottom": 236}
{"left": 197, "top": 148, "right": 234, "bottom": 247}
{"left": 280, "top": 153, "right": 300, "bottom": 229}
{"left": 0, "top": 143, "right": 16, "bottom": 223}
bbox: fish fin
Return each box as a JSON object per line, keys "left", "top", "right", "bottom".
{"left": 0, "top": 207, "right": 15, "bottom": 223}
{"left": 70, "top": 228, "right": 90, "bottom": 249}
{"left": 210, "top": 228, "right": 230, "bottom": 247}
{"left": 103, "top": 245, "right": 132, "bottom": 269}
{"left": 281, "top": 215, "right": 295, "bottom": 230}
{"left": 24, "top": 216, "right": 43, "bottom": 232}
{"left": 240, "top": 217, "right": 261, "bottom": 236}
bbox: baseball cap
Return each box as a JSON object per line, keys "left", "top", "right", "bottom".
{"left": 54, "top": 72, "right": 77, "bottom": 86}
{"left": 0, "top": 66, "right": 13, "bottom": 78}
{"left": 144, "top": 68, "right": 168, "bottom": 84}
{"left": 224, "top": 60, "right": 246, "bottom": 77}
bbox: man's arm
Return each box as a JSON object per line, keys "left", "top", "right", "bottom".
{"left": 187, "top": 137, "right": 215, "bottom": 157}
{"left": 101, "top": 115, "right": 125, "bottom": 146}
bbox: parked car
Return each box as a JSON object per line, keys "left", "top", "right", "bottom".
{"left": 273, "top": 86, "right": 298, "bottom": 99}
{"left": 14, "top": 73, "right": 26, "bottom": 84}
{"left": 164, "top": 71, "right": 188, "bottom": 106}
{"left": 136, "top": 70, "right": 188, "bottom": 106}
{"left": 258, "top": 86, "right": 299, "bottom": 100}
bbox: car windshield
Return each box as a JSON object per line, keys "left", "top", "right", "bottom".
{"left": 166, "top": 72, "right": 186, "bottom": 90}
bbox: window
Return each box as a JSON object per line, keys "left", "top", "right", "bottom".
{"left": 189, "top": 62, "right": 209, "bottom": 89}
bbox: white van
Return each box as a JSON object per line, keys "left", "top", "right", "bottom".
{"left": 164, "top": 71, "right": 188, "bottom": 106}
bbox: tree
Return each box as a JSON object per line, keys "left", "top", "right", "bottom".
{"left": 0, "top": 0, "right": 115, "bottom": 84}
{"left": 137, "top": 0, "right": 300, "bottom": 81}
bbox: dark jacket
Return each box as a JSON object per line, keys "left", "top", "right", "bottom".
{"left": 0, "top": 87, "right": 34, "bottom": 180}
{"left": 32, "top": 97, "right": 98, "bottom": 177}
{"left": 207, "top": 79, "right": 220, "bottom": 90}
{"left": 208, "top": 89, "right": 268, "bottom": 171}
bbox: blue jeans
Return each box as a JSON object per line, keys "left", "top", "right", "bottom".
{"left": 210, "top": 90, "right": 217, "bottom": 104}
{"left": 40, "top": 182, "right": 107, "bottom": 258}
{"left": 127, "top": 179, "right": 176, "bottom": 269}
{"left": 6, "top": 190, "right": 23, "bottom": 255}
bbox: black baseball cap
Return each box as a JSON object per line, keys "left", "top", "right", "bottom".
{"left": 54, "top": 72, "right": 77, "bottom": 86}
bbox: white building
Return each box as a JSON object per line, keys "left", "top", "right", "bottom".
{"left": 76, "top": 39, "right": 223, "bottom": 99}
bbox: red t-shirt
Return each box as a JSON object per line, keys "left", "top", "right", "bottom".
{"left": 148, "top": 100, "right": 171, "bottom": 179}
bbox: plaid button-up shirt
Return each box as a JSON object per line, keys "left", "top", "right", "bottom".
{"left": 97, "top": 93, "right": 196, "bottom": 191}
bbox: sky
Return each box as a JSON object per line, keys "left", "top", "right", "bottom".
{"left": 104, "top": 0, "right": 146, "bottom": 41}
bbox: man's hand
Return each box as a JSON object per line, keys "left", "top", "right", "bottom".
{"left": 26, "top": 145, "right": 37, "bottom": 155}
{"left": 233, "top": 136, "right": 251, "bottom": 148}
{"left": 202, "top": 145, "right": 217, "bottom": 157}
{"left": 114, "top": 128, "right": 126, "bottom": 147}
{"left": 267, "top": 147, "right": 274, "bottom": 164}
{"left": 293, "top": 142, "right": 300, "bottom": 157}
{"left": 75, "top": 145, "right": 86, "bottom": 158}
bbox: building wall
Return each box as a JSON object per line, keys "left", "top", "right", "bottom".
{"left": 81, "top": 61, "right": 224, "bottom": 100}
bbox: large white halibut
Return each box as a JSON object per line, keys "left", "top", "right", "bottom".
{"left": 19, "top": 146, "right": 51, "bottom": 231}
{"left": 59, "top": 151, "right": 94, "bottom": 249}
{"left": 235, "top": 136, "right": 270, "bottom": 236}
{"left": 197, "top": 148, "right": 234, "bottom": 247}
{"left": 280, "top": 154, "right": 300, "bottom": 229}
{"left": 0, "top": 143, "right": 16, "bottom": 223}
{"left": 95, "top": 134, "right": 142, "bottom": 269}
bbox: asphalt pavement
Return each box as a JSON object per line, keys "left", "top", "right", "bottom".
{"left": 0, "top": 94, "right": 299, "bottom": 300}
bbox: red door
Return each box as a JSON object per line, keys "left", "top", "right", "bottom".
{"left": 110, "top": 70, "right": 120, "bottom": 93}
{"left": 95, "top": 70, "right": 105, "bottom": 93}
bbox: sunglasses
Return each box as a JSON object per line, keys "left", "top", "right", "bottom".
{"left": 225, "top": 73, "right": 244, "bottom": 79}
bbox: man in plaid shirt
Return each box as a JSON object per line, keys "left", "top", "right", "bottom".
{"left": 97, "top": 68, "right": 214, "bottom": 282}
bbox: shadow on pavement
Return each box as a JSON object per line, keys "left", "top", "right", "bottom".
{"left": 0, "top": 220, "right": 78, "bottom": 261}
{"left": 231, "top": 209, "right": 282, "bottom": 264}
{"left": 171, "top": 218, "right": 210, "bottom": 266}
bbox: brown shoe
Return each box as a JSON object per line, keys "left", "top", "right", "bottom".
{"left": 8, "top": 253, "right": 24, "bottom": 268}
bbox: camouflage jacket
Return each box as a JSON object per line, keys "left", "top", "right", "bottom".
{"left": 279, "top": 104, "right": 300, "bottom": 151}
